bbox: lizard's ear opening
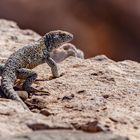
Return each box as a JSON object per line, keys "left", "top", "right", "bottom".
{"left": 44, "top": 34, "right": 50, "bottom": 48}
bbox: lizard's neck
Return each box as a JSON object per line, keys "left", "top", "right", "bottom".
{"left": 35, "top": 37, "right": 46, "bottom": 50}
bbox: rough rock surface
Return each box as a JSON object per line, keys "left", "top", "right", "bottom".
{"left": 1, "top": 130, "right": 128, "bottom": 140}
{"left": 0, "top": 19, "right": 140, "bottom": 140}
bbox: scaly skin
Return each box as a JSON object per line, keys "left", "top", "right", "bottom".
{"left": 0, "top": 30, "right": 73, "bottom": 110}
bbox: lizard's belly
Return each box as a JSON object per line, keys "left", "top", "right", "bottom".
{"left": 25, "top": 63, "right": 38, "bottom": 69}
{"left": 24, "top": 58, "right": 45, "bottom": 69}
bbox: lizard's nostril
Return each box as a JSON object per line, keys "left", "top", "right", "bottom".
{"left": 68, "top": 34, "right": 73, "bottom": 41}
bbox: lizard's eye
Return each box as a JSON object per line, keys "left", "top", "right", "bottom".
{"left": 62, "top": 34, "right": 65, "bottom": 37}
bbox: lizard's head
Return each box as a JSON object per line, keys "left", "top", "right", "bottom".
{"left": 44, "top": 30, "right": 73, "bottom": 52}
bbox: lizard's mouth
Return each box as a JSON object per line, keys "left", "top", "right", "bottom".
{"left": 64, "top": 32, "right": 73, "bottom": 43}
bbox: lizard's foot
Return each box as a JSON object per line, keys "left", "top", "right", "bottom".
{"left": 23, "top": 86, "right": 50, "bottom": 96}
{"left": 49, "top": 73, "right": 63, "bottom": 80}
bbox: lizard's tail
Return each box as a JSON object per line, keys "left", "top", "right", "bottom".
{"left": 2, "top": 77, "right": 19, "bottom": 100}
{"left": 1, "top": 77, "right": 29, "bottom": 110}
{"left": 0, "top": 64, "right": 4, "bottom": 76}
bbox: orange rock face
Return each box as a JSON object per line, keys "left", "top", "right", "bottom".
{"left": 0, "top": 0, "right": 140, "bottom": 61}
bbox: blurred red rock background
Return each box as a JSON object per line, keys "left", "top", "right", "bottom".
{"left": 0, "top": 0, "right": 140, "bottom": 61}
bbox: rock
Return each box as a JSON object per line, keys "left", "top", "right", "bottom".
{"left": 62, "top": 94, "right": 75, "bottom": 101}
{"left": 50, "top": 43, "right": 84, "bottom": 63}
{"left": 17, "top": 91, "right": 29, "bottom": 101}
{"left": 25, "top": 97, "right": 47, "bottom": 110}
{"left": 40, "top": 108, "right": 52, "bottom": 116}
{"left": 1, "top": 130, "right": 129, "bottom": 140}
{"left": 72, "top": 121, "right": 108, "bottom": 133}
{"left": 0, "top": 19, "right": 139, "bottom": 140}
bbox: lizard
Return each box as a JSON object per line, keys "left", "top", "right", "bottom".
{"left": 0, "top": 30, "right": 73, "bottom": 110}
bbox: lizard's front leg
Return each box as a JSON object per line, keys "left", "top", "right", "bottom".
{"left": 43, "top": 49, "right": 59, "bottom": 78}
{"left": 46, "top": 57, "right": 59, "bottom": 78}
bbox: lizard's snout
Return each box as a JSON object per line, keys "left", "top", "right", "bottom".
{"left": 66, "top": 32, "right": 73, "bottom": 42}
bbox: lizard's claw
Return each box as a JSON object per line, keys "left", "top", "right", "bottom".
{"left": 24, "top": 86, "right": 50, "bottom": 96}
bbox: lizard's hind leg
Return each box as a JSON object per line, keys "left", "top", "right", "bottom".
{"left": 17, "top": 68, "right": 48, "bottom": 95}
{"left": 17, "top": 68, "right": 37, "bottom": 93}
{"left": 1, "top": 73, "right": 29, "bottom": 110}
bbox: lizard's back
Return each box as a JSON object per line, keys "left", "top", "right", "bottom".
{"left": 3, "top": 43, "right": 45, "bottom": 74}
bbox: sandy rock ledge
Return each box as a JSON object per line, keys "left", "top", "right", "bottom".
{"left": 0, "top": 19, "right": 140, "bottom": 140}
